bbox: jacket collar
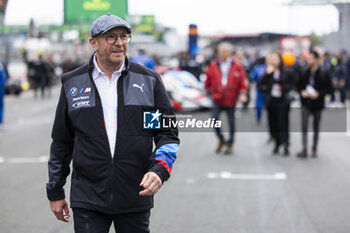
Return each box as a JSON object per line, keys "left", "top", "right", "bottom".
{"left": 88, "top": 51, "right": 130, "bottom": 75}
{"left": 306, "top": 66, "right": 321, "bottom": 77}
{"left": 216, "top": 57, "right": 234, "bottom": 67}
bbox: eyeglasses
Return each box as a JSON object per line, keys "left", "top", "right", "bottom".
{"left": 104, "top": 33, "right": 132, "bottom": 44}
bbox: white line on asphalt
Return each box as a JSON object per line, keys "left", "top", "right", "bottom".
{"left": 185, "top": 178, "right": 196, "bottom": 185}
{"left": 1, "top": 155, "right": 49, "bottom": 164}
{"left": 207, "top": 171, "right": 287, "bottom": 180}
{"left": 207, "top": 173, "right": 220, "bottom": 179}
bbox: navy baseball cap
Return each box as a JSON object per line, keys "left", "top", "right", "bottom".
{"left": 90, "top": 13, "right": 132, "bottom": 37}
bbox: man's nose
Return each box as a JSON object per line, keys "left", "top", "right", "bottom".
{"left": 114, "top": 36, "right": 123, "bottom": 45}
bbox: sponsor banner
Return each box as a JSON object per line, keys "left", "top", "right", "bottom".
{"left": 64, "top": 0, "right": 128, "bottom": 23}
{"left": 128, "top": 15, "right": 155, "bottom": 33}
{"left": 188, "top": 24, "right": 199, "bottom": 59}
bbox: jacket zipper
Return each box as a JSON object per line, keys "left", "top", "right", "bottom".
{"left": 109, "top": 70, "right": 126, "bottom": 211}
{"left": 87, "top": 66, "right": 116, "bottom": 212}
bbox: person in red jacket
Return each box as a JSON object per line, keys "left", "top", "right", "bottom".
{"left": 205, "top": 42, "right": 249, "bottom": 154}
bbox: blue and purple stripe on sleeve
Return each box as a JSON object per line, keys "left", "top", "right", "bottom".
{"left": 155, "top": 143, "right": 179, "bottom": 173}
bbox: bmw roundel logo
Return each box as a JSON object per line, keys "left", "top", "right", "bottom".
{"left": 70, "top": 87, "right": 78, "bottom": 96}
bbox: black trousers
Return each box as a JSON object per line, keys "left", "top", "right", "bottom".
{"left": 212, "top": 105, "right": 235, "bottom": 145}
{"left": 301, "top": 107, "right": 322, "bottom": 151}
{"left": 267, "top": 104, "right": 290, "bottom": 147}
{"left": 73, "top": 208, "right": 150, "bottom": 233}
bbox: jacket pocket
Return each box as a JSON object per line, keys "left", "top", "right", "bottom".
{"left": 123, "top": 72, "right": 156, "bottom": 106}
{"left": 70, "top": 107, "right": 105, "bottom": 138}
{"left": 72, "top": 136, "right": 110, "bottom": 182}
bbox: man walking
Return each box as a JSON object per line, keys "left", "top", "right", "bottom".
{"left": 330, "top": 50, "right": 347, "bottom": 107}
{"left": 0, "top": 62, "right": 7, "bottom": 127}
{"left": 296, "top": 50, "right": 332, "bottom": 158}
{"left": 205, "top": 42, "right": 248, "bottom": 154}
{"left": 47, "top": 13, "right": 180, "bottom": 233}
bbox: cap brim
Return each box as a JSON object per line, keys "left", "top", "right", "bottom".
{"left": 100, "top": 24, "right": 132, "bottom": 35}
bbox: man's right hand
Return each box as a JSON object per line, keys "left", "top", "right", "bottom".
{"left": 266, "top": 65, "right": 275, "bottom": 74}
{"left": 50, "top": 199, "right": 70, "bottom": 222}
{"left": 301, "top": 90, "right": 309, "bottom": 98}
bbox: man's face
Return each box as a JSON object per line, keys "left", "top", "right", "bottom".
{"left": 218, "top": 46, "right": 231, "bottom": 61}
{"left": 270, "top": 53, "right": 281, "bottom": 68}
{"left": 307, "top": 54, "right": 316, "bottom": 67}
{"left": 90, "top": 27, "right": 129, "bottom": 67}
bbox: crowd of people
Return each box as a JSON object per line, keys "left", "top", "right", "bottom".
{"left": 23, "top": 51, "right": 83, "bottom": 99}
{"left": 204, "top": 42, "right": 349, "bottom": 158}
{"left": 1, "top": 34, "right": 349, "bottom": 158}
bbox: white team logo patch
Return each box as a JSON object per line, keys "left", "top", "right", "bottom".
{"left": 72, "top": 101, "right": 91, "bottom": 109}
{"left": 133, "top": 83, "right": 144, "bottom": 93}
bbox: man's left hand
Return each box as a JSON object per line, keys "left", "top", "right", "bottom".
{"left": 340, "top": 79, "right": 345, "bottom": 87}
{"left": 239, "top": 93, "right": 248, "bottom": 103}
{"left": 310, "top": 91, "right": 319, "bottom": 100}
{"left": 139, "top": 172, "right": 162, "bottom": 196}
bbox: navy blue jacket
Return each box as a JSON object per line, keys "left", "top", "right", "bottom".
{"left": 297, "top": 67, "right": 332, "bottom": 110}
{"left": 46, "top": 55, "right": 179, "bottom": 214}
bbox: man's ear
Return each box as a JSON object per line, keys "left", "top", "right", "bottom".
{"left": 89, "top": 37, "right": 98, "bottom": 50}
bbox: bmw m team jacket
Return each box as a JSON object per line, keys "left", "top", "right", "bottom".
{"left": 46, "top": 55, "right": 180, "bottom": 214}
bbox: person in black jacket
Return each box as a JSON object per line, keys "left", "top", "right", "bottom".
{"left": 260, "top": 51, "right": 294, "bottom": 155}
{"left": 46, "top": 14, "right": 180, "bottom": 233}
{"left": 296, "top": 50, "right": 332, "bottom": 158}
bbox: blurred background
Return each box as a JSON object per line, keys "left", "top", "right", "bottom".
{"left": 1, "top": 0, "right": 350, "bottom": 232}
